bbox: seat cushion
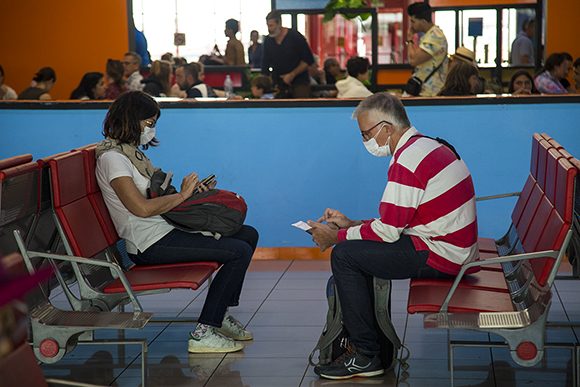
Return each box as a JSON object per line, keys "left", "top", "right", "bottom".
{"left": 410, "top": 269, "right": 508, "bottom": 293}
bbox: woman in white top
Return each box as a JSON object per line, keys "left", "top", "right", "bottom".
{"left": 95, "top": 91, "right": 258, "bottom": 354}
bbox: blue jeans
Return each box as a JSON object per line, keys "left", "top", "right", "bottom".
{"left": 330, "top": 234, "right": 453, "bottom": 356}
{"left": 129, "top": 225, "right": 258, "bottom": 327}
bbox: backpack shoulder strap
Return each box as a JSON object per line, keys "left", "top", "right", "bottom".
{"left": 308, "top": 277, "right": 345, "bottom": 367}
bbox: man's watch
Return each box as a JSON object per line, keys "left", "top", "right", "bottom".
{"left": 405, "top": 39, "right": 414, "bottom": 46}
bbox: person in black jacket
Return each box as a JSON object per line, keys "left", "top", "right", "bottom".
{"left": 261, "top": 10, "right": 314, "bottom": 98}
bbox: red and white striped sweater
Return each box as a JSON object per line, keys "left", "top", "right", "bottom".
{"left": 337, "top": 127, "right": 479, "bottom": 275}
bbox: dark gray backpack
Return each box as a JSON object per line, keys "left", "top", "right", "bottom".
{"left": 309, "top": 276, "right": 408, "bottom": 370}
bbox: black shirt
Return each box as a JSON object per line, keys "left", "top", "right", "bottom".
{"left": 262, "top": 29, "right": 314, "bottom": 87}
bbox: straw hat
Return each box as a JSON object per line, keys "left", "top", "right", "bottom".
{"left": 451, "top": 47, "right": 476, "bottom": 66}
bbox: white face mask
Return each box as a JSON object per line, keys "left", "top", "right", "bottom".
{"left": 140, "top": 125, "right": 156, "bottom": 145}
{"left": 363, "top": 126, "right": 391, "bottom": 157}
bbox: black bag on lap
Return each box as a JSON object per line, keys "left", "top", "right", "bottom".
{"left": 147, "top": 170, "right": 247, "bottom": 237}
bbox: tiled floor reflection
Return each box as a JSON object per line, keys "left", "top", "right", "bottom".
{"left": 41, "top": 260, "right": 579, "bottom": 386}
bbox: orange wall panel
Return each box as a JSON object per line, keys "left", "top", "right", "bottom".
{"left": 546, "top": 0, "right": 580, "bottom": 66}
{"left": 377, "top": 68, "right": 413, "bottom": 85}
{"left": 0, "top": 1, "right": 129, "bottom": 100}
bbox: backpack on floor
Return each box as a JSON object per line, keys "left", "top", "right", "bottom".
{"left": 147, "top": 170, "right": 247, "bottom": 237}
{"left": 308, "top": 276, "right": 407, "bottom": 370}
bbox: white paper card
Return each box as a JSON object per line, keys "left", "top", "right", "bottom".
{"left": 291, "top": 221, "right": 312, "bottom": 231}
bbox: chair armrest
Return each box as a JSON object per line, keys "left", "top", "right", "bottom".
{"left": 22, "top": 249, "right": 144, "bottom": 313}
{"left": 439, "top": 249, "right": 561, "bottom": 313}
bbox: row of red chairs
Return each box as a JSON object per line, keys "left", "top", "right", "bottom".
{"left": 406, "top": 133, "right": 579, "bottom": 380}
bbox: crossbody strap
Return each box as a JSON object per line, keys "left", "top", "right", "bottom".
{"left": 418, "top": 56, "right": 446, "bottom": 84}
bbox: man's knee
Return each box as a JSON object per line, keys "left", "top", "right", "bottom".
{"left": 330, "top": 242, "right": 354, "bottom": 272}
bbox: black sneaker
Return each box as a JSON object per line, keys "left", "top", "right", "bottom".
{"left": 317, "top": 351, "right": 384, "bottom": 380}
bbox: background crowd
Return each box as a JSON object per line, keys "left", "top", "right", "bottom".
{"left": 1, "top": 6, "right": 579, "bottom": 102}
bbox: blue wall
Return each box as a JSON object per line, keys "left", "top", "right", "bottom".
{"left": 1, "top": 102, "right": 579, "bottom": 247}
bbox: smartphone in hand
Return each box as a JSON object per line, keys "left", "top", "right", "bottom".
{"left": 194, "top": 174, "right": 216, "bottom": 193}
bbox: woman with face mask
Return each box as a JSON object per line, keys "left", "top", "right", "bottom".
{"left": 95, "top": 91, "right": 258, "bottom": 354}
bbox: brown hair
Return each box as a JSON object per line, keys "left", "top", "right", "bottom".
{"left": 438, "top": 61, "right": 479, "bottom": 96}
{"left": 102, "top": 91, "right": 160, "bottom": 147}
{"left": 150, "top": 60, "right": 172, "bottom": 94}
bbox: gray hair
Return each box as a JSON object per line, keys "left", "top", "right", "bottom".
{"left": 352, "top": 93, "right": 411, "bottom": 132}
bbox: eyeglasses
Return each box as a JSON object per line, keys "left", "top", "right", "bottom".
{"left": 360, "top": 120, "right": 391, "bottom": 141}
{"left": 143, "top": 119, "right": 156, "bottom": 127}
{"left": 122, "top": 61, "right": 137, "bottom": 65}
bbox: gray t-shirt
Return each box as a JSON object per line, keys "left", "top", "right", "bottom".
{"left": 511, "top": 32, "right": 534, "bottom": 66}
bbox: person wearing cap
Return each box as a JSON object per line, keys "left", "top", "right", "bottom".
{"left": 406, "top": 2, "right": 448, "bottom": 96}
{"left": 450, "top": 46, "right": 476, "bottom": 69}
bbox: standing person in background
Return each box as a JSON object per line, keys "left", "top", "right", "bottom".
{"left": 405, "top": 2, "right": 448, "bottom": 97}
{"left": 510, "top": 18, "right": 535, "bottom": 66}
{"left": 105, "top": 59, "right": 127, "bottom": 100}
{"left": 0, "top": 65, "right": 17, "bottom": 100}
{"left": 248, "top": 30, "right": 263, "bottom": 69}
{"left": 18, "top": 67, "right": 56, "bottom": 100}
{"left": 70, "top": 72, "right": 106, "bottom": 100}
{"left": 123, "top": 52, "right": 144, "bottom": 91}
{"left": 261, "top": 10, "right": 314, "bottom": 98}
{"left": 211, "top": 19, "right": 246, "bottom": 66}
{"left": 534, "top": 53, "right": 571, "bottom": 94}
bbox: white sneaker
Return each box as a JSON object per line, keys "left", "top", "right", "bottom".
{"left": 188, "top": 326, "right": 244, "bottom": 353}
{"left": 216, "top": 315, "right": 253, "bottom": 341}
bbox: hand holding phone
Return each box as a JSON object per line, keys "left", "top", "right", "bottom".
{"left": 194, "top": 174, "right": 216, "bottom": 193}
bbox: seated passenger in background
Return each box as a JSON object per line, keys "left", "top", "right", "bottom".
{"left": 70, "top": 72, "right": 105, "bottom": 100}
{"left": 335, "top": 57, "right": 373, "bottom": 99}
{"left": 175, "top": 63, "right": 218, "bottom": 98}
{"left": 18, "top": 67, "right": 56, "bottom": 100}
{"left": 438, "top": 60, "right": 480, "bottom": 96}
{"left": 308, "top": 93, "right": 477, "bottom": 380}
{"left": 309, "top": 55, "right": 337, "bottom": 98}
{"left": 104, "top": 59, "right": 127, "bottom": 100}
{"left": 142, "top": 60, "right": 172, "bottom": 97}
{"left": 95, "top": 91, "right": 258, "bottom": 353}
{"left": 323, "top": 58, "right": 346, "bottom": 85}
{"left": 123, "top": 51, "right": 144, "bottom": 91}
{"left": 574, "top": 58, "right": 580, "bottom": 93}
{"left": 534, "top": 53, "right": 570, "bottom": 94}
{"left": 251, "top": 75, "right": 274, "bottom": 99}
{"left": 508, "top": 70, "right": 537, "bottom": 95}
{"left": 0, "top": 65, "right": 17, "bottom": 100}
{"left": 210, "top": 19, "right": 246, "bottom": 66}
{"left": 559, "top": 53, "right": 574, "bottom": 92}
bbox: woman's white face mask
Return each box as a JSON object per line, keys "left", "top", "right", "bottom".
{"left": 363, "top": 125, "right": 391, "bottom": 157}
{"left": 140, "top": 125, "right": 156, "bottom": 145}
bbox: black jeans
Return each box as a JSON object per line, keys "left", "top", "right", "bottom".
{"left": 330, "top": 234, "right": 453, "bottom": 356}
{"left": 129, "top": 225, "right": 258, "bottom": 327}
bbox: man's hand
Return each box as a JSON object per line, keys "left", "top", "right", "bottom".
{"left": 307, "top": 221, "right": 339, "bottom": 252}
{"left": 281, "top": 72, "right": 295, "bottom": 85}
{"left": 317, "top": 208, "right": 354, "bottom": 228}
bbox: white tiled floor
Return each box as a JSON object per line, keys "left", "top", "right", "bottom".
{"left": 41, "top": 260, "right": 580, "bottom": 386}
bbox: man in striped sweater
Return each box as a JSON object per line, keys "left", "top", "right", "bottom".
{"left": 308, "top": 93, "right": 478, "bottom": 380}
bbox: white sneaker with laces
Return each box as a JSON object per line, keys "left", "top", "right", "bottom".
{"left": 188, "top": 325, "right": 244, "bottom": 353}
{"left": 216, "top": 315, "right": 253, "bottom": 341}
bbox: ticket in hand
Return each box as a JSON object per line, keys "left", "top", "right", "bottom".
{"left": 292, "top": 221, "right": 312, "bottom": 233}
